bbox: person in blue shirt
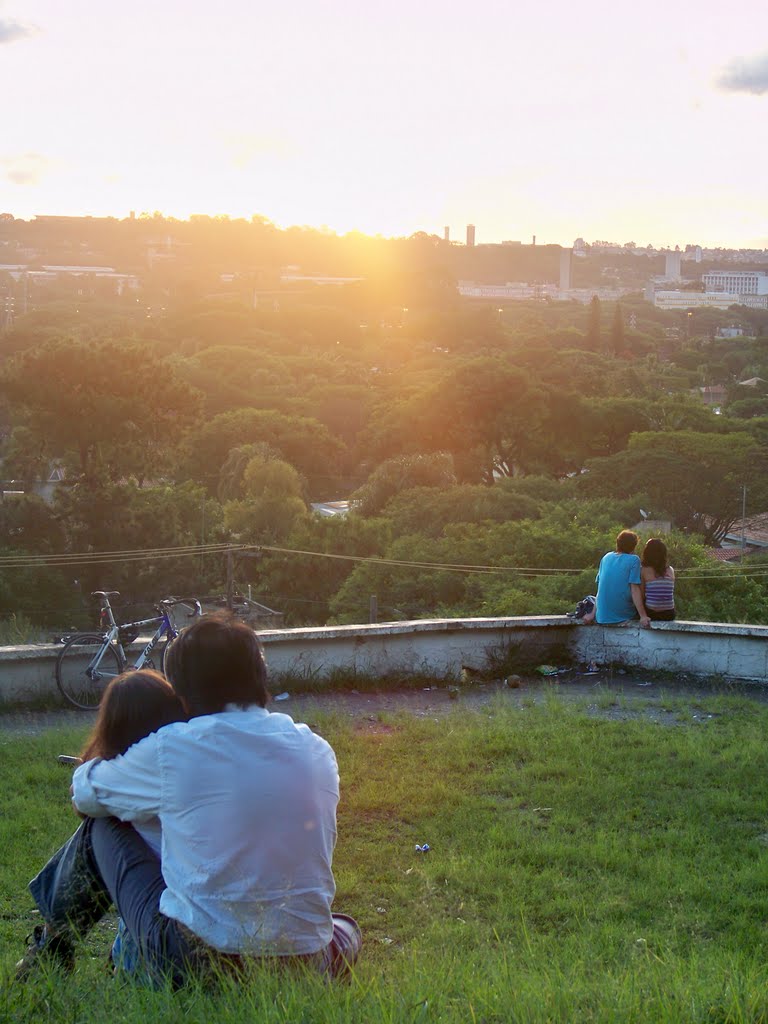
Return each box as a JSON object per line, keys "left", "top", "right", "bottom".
{"left": 595, "top": 530, "right": 650, "bottom": 627}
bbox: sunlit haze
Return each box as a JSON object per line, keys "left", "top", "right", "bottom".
{"left": 1, "top": 0, "right": 767, "bottom": 247}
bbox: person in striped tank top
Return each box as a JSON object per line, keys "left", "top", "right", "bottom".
{"left": 640, "top": 538, "right": 675, "bottom": 622}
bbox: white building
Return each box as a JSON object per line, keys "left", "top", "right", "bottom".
{"left": 702, "top": 271, "right": 768, "bottom": 296}
{"left": 654, "top": 291, "right": 741, "bottom": 311}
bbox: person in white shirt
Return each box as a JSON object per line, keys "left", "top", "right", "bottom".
{"left": 16, "top": 614, "right": 361, "bottom": 985}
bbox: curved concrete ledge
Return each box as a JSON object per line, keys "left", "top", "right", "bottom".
{"left": 1, "top": 615, "right": 766, "bottom": 705}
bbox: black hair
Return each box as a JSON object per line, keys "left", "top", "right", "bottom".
{"left": 164, "top": 612, "right": 269, "bottom": 716}
{"left": 641, "top": 537, "right": 668, "bottom": 577}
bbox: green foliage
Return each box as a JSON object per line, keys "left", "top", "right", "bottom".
{"left": 727, "top": 396, "right": 768, "bottom": 419}
{"left": 50, "top": 480, "right": 225, "bottom": 608}
{"left": 3, "top": 282, "right": 768, "bottom": 629}
{"left": 383, "top": 484, "right": 540, "bottom": 538}
{"left": 580, "top": 430, "right": 767, "bottom": 544}
{"left": 352, "top": 453, "right": 456, "bottom": 517}
{"left": 182, "top": 407, "right": 345, "bottom": 497}
{"left": 0, "top": 338, "right": 201, "bottom": 483}
{"left": 223, "top": 456, "right": 309, "bottom": 543}
{"left": 258, "top": 515, "right": 390, "bottom": 624}
{"left": 0, "top": 612, "right": 42, "bottom": 644}
{"left": 586, "top": 294, "right": 601, "bottom": 350}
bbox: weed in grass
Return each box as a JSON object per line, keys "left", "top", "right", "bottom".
{"left": 591, "top": 687, "right": 622, "bottom": 710}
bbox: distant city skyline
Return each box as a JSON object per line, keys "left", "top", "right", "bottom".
{"left": 1, "top": 0, "right": 767, "bottom": 248}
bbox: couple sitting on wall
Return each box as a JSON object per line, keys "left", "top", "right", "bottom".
{"left": 587, "top": 530, "right": 676, "bottom": 627}
{"left": 16, "top": 613, "right": 361, "bottom": 986}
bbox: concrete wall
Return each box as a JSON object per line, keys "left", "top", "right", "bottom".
{"left": 1, "top": 616, "right": 767, "bottom": 705}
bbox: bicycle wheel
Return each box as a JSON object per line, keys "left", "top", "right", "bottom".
{"left": 55, "top": 634, "right": 124, "bottom": 710}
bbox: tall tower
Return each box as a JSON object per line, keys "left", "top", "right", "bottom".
{"left": 444, "top": 226, "right": 450, "bottom": 242}
{"left": 466, "top": 224, "right": 476, "bottom": 247}
{"left": 559, "top": 247, "right": 572, "bottom": 293}
{"left": 665, "top": 249, "right": 682, "bottom": 280}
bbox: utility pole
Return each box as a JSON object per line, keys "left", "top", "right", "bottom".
{"left": 226, "top": 549, "right": 234, "bottom": 610}
{"left": 740, "top": 485, "right": 747, "bottom": 562}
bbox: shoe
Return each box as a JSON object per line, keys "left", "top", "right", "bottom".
{"left": 15, "top": 925, "right": 75, "bottom": 980}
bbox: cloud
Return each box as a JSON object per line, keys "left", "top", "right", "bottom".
{"left": 0, "top": 17, "right": 36, "bottom": 44}
{"left": 717, "top": 52, "right": 768, "bottom": 95}
{"left": 2, "top": 153, "right": 52, "bottom": 185}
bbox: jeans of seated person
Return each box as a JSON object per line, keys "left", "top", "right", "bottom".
{"left": 112, "top": 914, "right": 362, "bottom": 984}
{"left": 112, "top": 917, "right": 154, "bottom": 984}
{"left": 30, "top": 818, "right": 361, "bottom": 986}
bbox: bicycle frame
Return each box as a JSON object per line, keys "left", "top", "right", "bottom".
{"left": 88, "top": 601, "right": 176, "bottom": 681}
{"left": 118, "top": 612, "right": 174, "bottom": 669}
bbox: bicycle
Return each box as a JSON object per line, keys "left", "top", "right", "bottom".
{"left": 55, "top": 591, "right": 202, "bottom": 710}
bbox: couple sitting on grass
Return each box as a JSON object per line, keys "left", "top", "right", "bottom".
{"left": 17, "top": 613, "right": 361, "bottom": 987}
{"left": 587, "top": 530, "right": 676, "bottom": 627}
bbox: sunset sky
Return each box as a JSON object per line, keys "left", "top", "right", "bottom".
{"left": 1, "top": 0, "right": 767, "bottom": 247}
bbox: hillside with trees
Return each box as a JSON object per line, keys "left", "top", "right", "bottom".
{"left": 2, "top": 216, "right": 768, "bottom": 635}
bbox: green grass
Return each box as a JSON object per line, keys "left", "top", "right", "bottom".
{"left": 2, "top": 696, "right": 768, "bottom": 1022}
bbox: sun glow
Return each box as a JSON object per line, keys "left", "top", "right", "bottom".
{"left": 1, "top": 0, "right": 767, "bottom": 247}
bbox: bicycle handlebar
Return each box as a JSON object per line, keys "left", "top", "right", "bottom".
{"left": 158, "top": 597, "right": 203, "bottom": 617}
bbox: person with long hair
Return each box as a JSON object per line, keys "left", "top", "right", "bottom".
{"left": 78, "top": 670, "right": 188, "bottom": 978}
{"left": 641, "top": 538, "right": 676, "bottom": 622}
{"left": 81, "top": 669, "right": 187, "bottom": 763}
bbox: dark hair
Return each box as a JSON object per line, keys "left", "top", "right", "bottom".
{"left": 80, "top": 669, "right": 187, "bottom": 761}
{"left": 641, "top": 538, "right": 668, "bottom": 577}
{"left": 616, "top": 530, "right": 639, "bottom": 554}
{"left": 164, "top": 612, "right": 269, "bottom": 716}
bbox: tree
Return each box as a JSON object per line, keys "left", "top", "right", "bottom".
{"left": 53, "top": 479, "right": 225, "bottom": 604}
{"left": 217, "top": 442, "right": 283, "bottom": 501}
{"left": 610, "top": 303, "right": 624, "bottom": 355}
{"left": 352, "top": 453, "right": 457, "bottom": 516}
{"left": 382, "top": 483, "right": 540, "bottom": 538}
{"left": 258, "top": 514, "right": 390, "bottom": 625}
{"left": 0, "top": 339, "right": 201, "bottom": 484}
{"left": 580, "top": 430, "right": 768, "bottom": 544}
{"left": 366, "top": 358, "right": 543, "bottom": 482}
{"left": 223, "top": 456, "right": 309, "bottom": 543}
{"left": 182, "top": 408, "right": 345, "bottom": 497}
{"left": 586, "top": 296, "right": 601, "bottom": 351}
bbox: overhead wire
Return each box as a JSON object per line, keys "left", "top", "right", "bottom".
{"left": 0, "top": 540, "right": 767, "bottom": 580}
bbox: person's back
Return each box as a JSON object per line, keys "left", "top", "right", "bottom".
{"left": 154, "top": 708, "right": 338, "bottom": 954}
{"left": 595, "top": 551, "right": 641, "bottom": 623}
{"left": 595, "top": 530, "right": 647, "bottom": 626}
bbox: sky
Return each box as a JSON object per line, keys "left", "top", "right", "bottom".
{"left": 1, "top": 0, "right": 767, "bottom": 248}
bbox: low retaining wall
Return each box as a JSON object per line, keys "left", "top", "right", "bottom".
{"left": 1, "top": 616, "right": 766, "bottom": 705}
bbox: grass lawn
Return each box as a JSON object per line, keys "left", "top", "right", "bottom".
{"left": 1, "top": 691, "right": 768, "bottom": 1022}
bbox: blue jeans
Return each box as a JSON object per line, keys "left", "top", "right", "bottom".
{"left": 30, "top": 817, "right": 198, "bottom": 986}
{"left": 29, "top": 817, "right": 361, "bottom": 985}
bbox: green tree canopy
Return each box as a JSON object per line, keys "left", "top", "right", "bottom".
{"left": 0, "top": 338, "right": 201, "bottom": 483}
{"left": 182, "top": 407, "right": 345, "bottom": 497}
{"left": 223, "top": 455, "right": 309, "bottom": 543}
{"left": 580, "top": 430, "right": 768, "bottom": 544}
{"left": 352, "top": 452, "right": 457, "bottom": 517}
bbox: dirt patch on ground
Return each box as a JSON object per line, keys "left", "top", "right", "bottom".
{"left": 1, "top": 669, "right": 766, "bottom": 739}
